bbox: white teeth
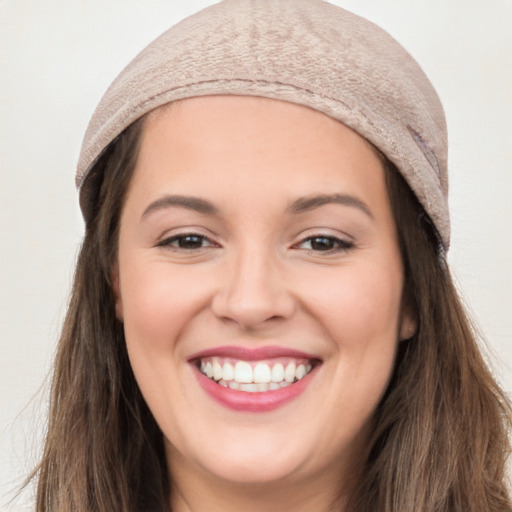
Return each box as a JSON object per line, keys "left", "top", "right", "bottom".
{"left": 271, "top": 363, "right": 284, "bottom": 382}
{"left": 223, "top": 362, "right": 234, "bottom": 381}
{"left": 199, "top": 357, "right": 315, "bottom": 390}
{"left": 239, "top": 383, "right": 259, "bottom": 392}
{"left": 254, "top": 363, "right": 271, "bottom": 383}
{"left": 234, "top": 361, "right": 253, "bottom": 383}
{"left": 237, "top": 382, "right": 291, "bottom": 393}
{"left": 284, "top": 362, "right": 296, "bottom": 383}
{"left": 213, "top": 359, "right": 223, "bottom": 381}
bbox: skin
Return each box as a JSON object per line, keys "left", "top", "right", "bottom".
{"left": 113, "top": 96, "right": 416, "bottom": 512}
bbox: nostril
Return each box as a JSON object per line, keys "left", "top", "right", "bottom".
{"left": 216, "top": 312, "right": 285, "bottom": 330}
{"left": 211, "top": 291, "right": 295, "bottom": 329}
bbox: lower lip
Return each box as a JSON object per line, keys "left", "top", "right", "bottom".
{"left": 193, "top": 366, "right": 316, "bottom": 412}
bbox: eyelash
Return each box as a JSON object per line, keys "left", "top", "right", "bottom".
{"left": 294, "top": 235, "right": 354, "bottom": 253}
{"left": 157, "top": 233, "right": 217, "bottom": 250}
{"left": 157, "top": 233, "right": 354, "bottom": 253}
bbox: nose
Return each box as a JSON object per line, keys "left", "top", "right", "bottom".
{"left": 211, "top": 246, "right": 296, "bottom": 330}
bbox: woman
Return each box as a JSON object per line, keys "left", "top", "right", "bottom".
{"left": 32, "top": 1, "right": 512, "bottom": 511}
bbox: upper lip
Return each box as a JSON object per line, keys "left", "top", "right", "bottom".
{"left": 188, "top": 345, "right": 320, "bottom": 362}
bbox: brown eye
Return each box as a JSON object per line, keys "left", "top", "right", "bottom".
{"left": 298, "top": 236, "right": 353, "bottom": 252}
{"left": 158, "top": 234, "right": 214, "bottom": 250}
{"left": 310, "top": 236, "right": 336, "bottom": 251}
{"left": 176, "top": 235, "right": 205, "bottom": 249}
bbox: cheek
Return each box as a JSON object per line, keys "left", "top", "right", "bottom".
{"left": 285, "top": 260, "right": 404, "bottom": 464}
{"left": 304, "top": 264, "right": 403, "bottom": 348}
{"left": 300, "top": 258, "right": 403, "bottom": 408}
{"left": 117, "top": 259, "right": 215, "bottom": 433}
{"left": 118, "top": 258, "right": 212, "bottom": 358}
{"left": 123, "top": 276, "right": 179, "bottom": 351}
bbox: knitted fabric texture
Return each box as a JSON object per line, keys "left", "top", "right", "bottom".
{"left": 76, "top": 0, "right": 449, "bottom": 248}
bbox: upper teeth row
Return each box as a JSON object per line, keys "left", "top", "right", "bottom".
{"left": 200, "top": 359, "right": 312, "bottom": 384}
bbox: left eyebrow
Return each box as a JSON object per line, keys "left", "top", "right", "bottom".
{"left": 141, "top": 195, "right": 219, "bottom": 219}
{"left": 286, "top": 193, "right": 374, "bottom": 219}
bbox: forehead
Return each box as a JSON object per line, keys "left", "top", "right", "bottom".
{"left": 127, "top": 96, "right": 388, "bottom": 215}
{"left": 145, "top": 95, "right": 378, "bottom": 151}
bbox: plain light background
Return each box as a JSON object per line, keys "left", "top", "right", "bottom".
{"left": 1, "top": 1, "right": 511, "bottom": 509}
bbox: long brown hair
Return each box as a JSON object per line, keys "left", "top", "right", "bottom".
{"left": 347, "top": 160, "right": 512, "bottom": 511}
{"left": 32, "top": 119, "right": 511, "bottom": 511}
{"left": 33, "top": 119, "right": 169, "bottom": 511}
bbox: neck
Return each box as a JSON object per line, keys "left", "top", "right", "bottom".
{"left": 171, "top": 478, "right": 349, "bottom": 512}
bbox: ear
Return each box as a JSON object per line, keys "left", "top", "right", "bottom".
{"left": 398, "top": 296, "right": 418, "bottom": 341}
{"left": 398, "top": 288, "right": 417, "bottom": 341}
{"left": 111, "top": 264, "right": 124, "bottom": 322}
{"left": 399, "top": 308, "right": 417, "bottom": 341}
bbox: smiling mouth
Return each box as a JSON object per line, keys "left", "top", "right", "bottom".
{"left": 196, "top": 357, "right": 316, "bottom": 392}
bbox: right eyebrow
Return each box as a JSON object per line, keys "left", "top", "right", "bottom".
{"left": 286, "top": 193, "right": 374, "bottom": 219}
{"left": 141, "top": 195, "right": 219, "bottom": 219}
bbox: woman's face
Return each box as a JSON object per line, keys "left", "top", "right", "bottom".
{"left": 114, "top": 96, "right": 415, "bottom": 494}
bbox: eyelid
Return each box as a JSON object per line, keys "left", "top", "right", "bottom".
{"left": 156, "top": 230, "right": 221, "bottom": 250}
{"left": 291, "top": 231, "right": 355, "bottom": 253}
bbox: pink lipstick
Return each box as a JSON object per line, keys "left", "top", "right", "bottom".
{"left": 189, "top": 345, "right": 320, "bottom": 412}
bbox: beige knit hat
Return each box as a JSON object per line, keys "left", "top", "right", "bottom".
{"left": 76, "top": 0, "right": 449, "bottom": 249}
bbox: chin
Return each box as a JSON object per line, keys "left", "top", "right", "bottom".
{"left": 166, "top": 428, "right": 314, "bottom": 486}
